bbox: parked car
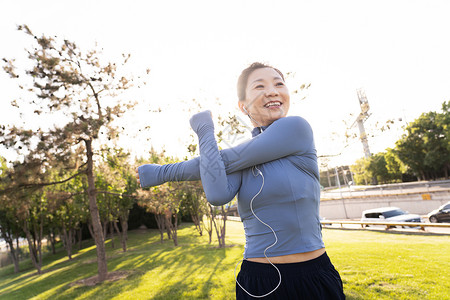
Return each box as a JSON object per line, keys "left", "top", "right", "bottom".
{"left": 361, "top": 207, "right": 422, "bottom": 227}
{"left": 427, "top": 202, "right": 450, "bottom": 223}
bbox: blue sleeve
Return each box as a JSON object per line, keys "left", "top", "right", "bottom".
{"left": 189, "top": 111, "right": 242, "bottom": 206}
{"left": 219, "top": 115, "right": 314, "bottom": 173}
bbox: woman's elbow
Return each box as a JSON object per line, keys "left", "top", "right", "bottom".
{"left": 206, "top": 194, "right": 233, "bottom": 206}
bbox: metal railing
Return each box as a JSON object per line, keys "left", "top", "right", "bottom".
{"left": 320, "top": 220, "right": 450, "bottom": 231}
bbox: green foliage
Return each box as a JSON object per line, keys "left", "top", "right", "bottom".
{"left": 350, "top": 158, "right": 371, "bottom": 185}
{"left": 384, "top": 148, "right": 407, "bottom": 182}
{"left": 395, "top": 101, "right": 450, "bottom": 180}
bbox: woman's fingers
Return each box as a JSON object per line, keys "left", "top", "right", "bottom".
{"left": 135, "top": 167, "right": 140, "bottom": 184}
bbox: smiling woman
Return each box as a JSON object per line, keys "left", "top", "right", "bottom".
{"left": 137, "top": 62, "right": 345, "bottom": 299}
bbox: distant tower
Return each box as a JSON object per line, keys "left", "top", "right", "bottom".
{"left": 354, "top": 89, "right": 371, "bottom": 158}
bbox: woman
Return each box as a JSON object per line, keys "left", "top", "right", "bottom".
{"left": 137, "top": 62, "right": 345, "bottom": 299}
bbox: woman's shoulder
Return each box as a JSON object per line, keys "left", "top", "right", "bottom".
{"left": 273, "top": 116, "right": 312, "bottom": 130}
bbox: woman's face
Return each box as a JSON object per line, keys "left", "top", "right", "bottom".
{"left": 239, "top": 67, "right": 290, "bottom": 127}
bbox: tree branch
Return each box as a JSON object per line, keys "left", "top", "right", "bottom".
{"left": 95, "top": 190, "right": 135, "bottom": 198}
{"left": 0, "top": 165, "right": 87, "bottom": 195}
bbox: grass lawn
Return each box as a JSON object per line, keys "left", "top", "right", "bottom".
{"left": 0, "top": 222, "right": 449, "bottom": 299}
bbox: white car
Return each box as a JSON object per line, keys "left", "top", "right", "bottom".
{"left": 361, "top": 207, "right": 422, "bottom": 226}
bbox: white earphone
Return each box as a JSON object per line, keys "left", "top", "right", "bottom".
{"left": 243, "top": 106, "right": 263, "bottom": 132}
{"left": 234, "top": 166, "right": 281, "bottom": 298}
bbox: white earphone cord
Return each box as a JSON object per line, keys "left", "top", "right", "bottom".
{"left": 234, "top": 166, "right": 281, "bottom": 298}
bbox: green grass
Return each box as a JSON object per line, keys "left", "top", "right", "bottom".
{"left": 0, "top": 223, "right": 449, "bottom": 299}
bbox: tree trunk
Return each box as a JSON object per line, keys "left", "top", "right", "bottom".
{"left": 114, "top": 217, "right": 128, "bottom": 252}
{"left": 164, "top": 212, "right": 172, "bottom": 240}
{"left": 86, "top": 139, "right": 108, "bottom": 281}
{"left": 102, "top": 221, "right": 108, "bottom": 242}
{"left": 87, "top": 223, "right": 94, "bottom": 239}
{"left": 220, "top": 207, "right": 227, "bottom": 247}
{"left": 109, "top": 221, "right": 115, "bottom": 249}
{"left": 78, "top": 227, "right": 83, "bottom": 250}
{"left": 189, "top": 200, "right": 203, "bottom": 236}
{"left": 10, "top": 242, "right": 20, "bottom": 273}
{"left": 171, "top": 212, "right": 178, "bottom": 247}
{"left": 62, "top": 224, "right": 72, "bottom": 260}
{"left": 1, "top": 231, "right": 20, "bottom": 273}
{"left": 212, "top": 217, "right": 221, "bottom": 247}
{"left": 189, "top": 191, "right": 203, "bottom": 236}
{"left": 23, "top": 221, "right": 41, "bottom": 274}
{"left": 37, "top": 216, "right": 43, "bottom": 271}
{"left": 49, "top": 228, "right": 56, "bottom": 254}
{"left": 205, "top": 205, "right": 215, "bottom": 244}
{"left": 154, "top": 213, "right": 165, "bottom": 243}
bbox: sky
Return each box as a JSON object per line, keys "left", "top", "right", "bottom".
{"left": 1, "top": 0, "right": 449, "bottom": 168}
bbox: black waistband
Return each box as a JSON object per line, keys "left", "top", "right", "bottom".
{"left": 239, "top": 252, "right": 333, "bottom": 278}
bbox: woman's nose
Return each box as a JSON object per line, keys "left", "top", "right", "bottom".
{"left": 265, "top": 85, "right": 279, "bottom": 97}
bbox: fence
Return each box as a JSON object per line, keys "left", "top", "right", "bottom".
{"left": 320, "top": 220, "right": 450, "bottom": 232}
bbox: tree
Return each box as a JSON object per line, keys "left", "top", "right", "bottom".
{"left": 46, "top": 168, "right": 89, "bottom": 260}
{"left": 395, "top": 102, "right": 450, "bottom": 180}
{"left": 384, "top": 148, "right": 406, "bottom": 182}
{"left": 366, "top": 153, "right": 390, "bottom": 184}
{"left": 137, "top": 182, "right": 181, "bottom": 246}
{"left": 1, "top": 25, "right": 148, "bottom": 281}
{"left": 436, "top": 101, "right": 450, "bottom": 178}
{"left": 95, "top": 148, "right": 136, "bottom": 252}
{"left": 0, "top": 159, "right": 22, "bottom": 273}
{"left": 0, "top": 160, "right": 52, "bottom": 274}
{"left": 0, "top": 208, "right": 22, "bottom": 273}
{"left": 108, "top": 150, "right": 138, "bottom": 253}
{"left": 178, "top": 180, "right": 206, "bottom": 236}
{"left": 350, "top": 158, "right": 371, "bottom": 185}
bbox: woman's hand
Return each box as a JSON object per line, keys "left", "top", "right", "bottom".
{"left": 189, "top": 110, "right": 214, "bottom": 133}
{"left": 135, "top": 167, "right": 141, "bottom": 186}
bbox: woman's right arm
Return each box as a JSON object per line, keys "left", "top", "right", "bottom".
{"left": 138, "top": 155, "right": 242, "bottom": 206}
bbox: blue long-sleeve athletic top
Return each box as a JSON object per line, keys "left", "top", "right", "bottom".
{"left": 138, "top": 111, "right": 324, "bottom": 258}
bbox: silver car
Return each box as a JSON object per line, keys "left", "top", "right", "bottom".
{"left": 361, "top": 207, "right": 422, "bottom": 227}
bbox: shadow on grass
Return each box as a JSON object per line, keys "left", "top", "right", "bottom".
{"left": 0, "top": 225, "right": 242, "bottom": 300}
{"left": 45, "top": 244, "right": 231, "bottom": 300}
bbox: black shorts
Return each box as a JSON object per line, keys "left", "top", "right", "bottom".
{"left": 236, "top": 252, "right": 345, "bottom": 299}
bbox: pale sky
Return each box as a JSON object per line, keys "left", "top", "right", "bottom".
{"left": 1, "top": 0, "right": 449, "bottom": 167}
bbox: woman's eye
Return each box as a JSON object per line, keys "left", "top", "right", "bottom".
{"left": 255, "top": 85, "right": 264, "bottom": 89}
{"left": 276, "top": 82, "right": 284, "bottom": 86}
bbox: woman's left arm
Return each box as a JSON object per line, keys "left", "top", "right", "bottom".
{"left": 190, "top": 111, "right": 242, "bottom": 206}
{"left": 218, "top": 113, "right": 315, "bottom": 173}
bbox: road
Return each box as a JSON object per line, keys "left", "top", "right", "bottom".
{"left": 321, "top": 179, "right": 450, "bottom": 200}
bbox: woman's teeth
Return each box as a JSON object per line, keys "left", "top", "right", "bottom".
{"left": 265, "top": 101, "right": 281, "bottom": 108}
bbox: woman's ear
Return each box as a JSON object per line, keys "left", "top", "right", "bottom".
{"left": 238, "top": 101, "right": 247, "bottom": 115}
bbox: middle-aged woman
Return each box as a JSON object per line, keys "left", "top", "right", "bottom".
{"left": 137, "top": 62, "right": 345, "bottom": 299}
